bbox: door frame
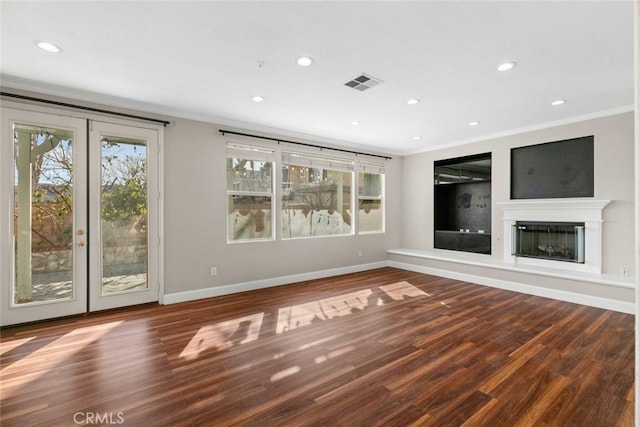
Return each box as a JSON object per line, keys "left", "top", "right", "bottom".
{"left": 0, "top": 101, "right": 165, "bottom": 326}
{"left": 1, "top": 108, "right": 89, "bottom": 325}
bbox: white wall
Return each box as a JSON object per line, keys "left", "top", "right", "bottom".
{"left": 402, "top": 112, "right": 635, "bottom": 277}
{"left": 163, "top": 118, "right": 403, "bottom": 296}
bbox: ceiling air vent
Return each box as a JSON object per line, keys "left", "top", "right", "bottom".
{"left": 344, "top": 73, "right": 383, "bottom": 91}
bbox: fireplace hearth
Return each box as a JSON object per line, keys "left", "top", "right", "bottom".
{"left": 512, "top": 221, "right": 585, "bottom": 263}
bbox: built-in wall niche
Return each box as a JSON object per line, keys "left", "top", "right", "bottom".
{"left": 434, "top": 153, "right": 491, "bottom": 254}
{"left": 511, "top": 136, "right": 594, "bottom": 199}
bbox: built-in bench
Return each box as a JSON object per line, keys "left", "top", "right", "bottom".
{"left": 387, "top": 248, "right": 635, "bottom": 314}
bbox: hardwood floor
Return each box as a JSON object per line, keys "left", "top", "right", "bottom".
{"left": 0, "top": 267, "right": 634, "bottom": 426}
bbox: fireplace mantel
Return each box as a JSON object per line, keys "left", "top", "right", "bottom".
{"left": 497, "top": 199, "right": 610, "bottom": 273}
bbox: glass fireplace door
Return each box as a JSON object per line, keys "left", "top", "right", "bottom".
{"left": 512, "top": 221, "right": 585, "bottom": 263}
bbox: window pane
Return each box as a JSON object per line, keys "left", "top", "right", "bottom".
{"left": 358, "top": 199, "right": 383, "bottom": 233}
{"left": 226, "top": 147, "right": 274, "bottom": 242}
{"left": 281, "top": 165, "right": 352, "bottom": 239}
{"left": 359, "top": 172, "right": 381, "bottom": 197}
{"left": 358, "top": 171, "right": 384, "bottom": 233}
{"left": 227, "top": 158, "right": 272, "bottom": 193}
{"left": 228, "top": 195, "right": 272, "bottom": 241}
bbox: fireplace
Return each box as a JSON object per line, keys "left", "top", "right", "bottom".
{"left": 512, "top": 221, "right": 585, "bottom": 264}
{"left": 497, "top": 199, "right": 610, "bottom": 273}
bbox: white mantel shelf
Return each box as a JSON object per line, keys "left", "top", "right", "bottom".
{"left": 496, "top": 199, "right": 611, "bottom": 220}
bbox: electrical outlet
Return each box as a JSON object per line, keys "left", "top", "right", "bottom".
{"left": 210, "top": 267, "right": 218, "bottom": 276}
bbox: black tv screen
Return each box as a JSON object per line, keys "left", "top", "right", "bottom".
{"left": 511, "top": 136, "right": 594, "bottom": 199}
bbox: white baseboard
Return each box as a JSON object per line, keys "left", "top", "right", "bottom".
{"left": 163, "top": 261, "right": 388, "bottom": 305}
{"left": 164, "top": 259, "right": 634, "bottom": 314}
{"left": 388, "top": 260, "right": 635, "bottom": 314}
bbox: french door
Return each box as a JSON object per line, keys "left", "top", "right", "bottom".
{"left": 1, "top": 108, "right": 160, "bottom": 326}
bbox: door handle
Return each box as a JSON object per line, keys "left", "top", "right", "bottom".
{"left": 76, "top": 230, "right": 85, "bottom": 247}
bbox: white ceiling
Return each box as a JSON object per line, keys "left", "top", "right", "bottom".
{"left": 0, "top": 1, "right": 634, "bottom": 156}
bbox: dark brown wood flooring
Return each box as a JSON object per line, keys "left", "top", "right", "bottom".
{"left": 0, "top": 267, "right": 634, "bottom": 426}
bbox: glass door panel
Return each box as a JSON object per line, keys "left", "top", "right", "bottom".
{"left": 100, "top": 135, "right": 149, "bottom": 294}
{"left": 1, "top": 109, "right": 88, "bottom": 326}
{"left": 89, "top": 121, "right": 159, "bottom": 311}
{"left": 14, "top": 124, "right": 75, "bottom": 304}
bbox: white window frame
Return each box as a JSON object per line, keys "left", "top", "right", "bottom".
{"left": 281, "top": 151, "right": 355, "bottom": 240}
{"left": 226, "top": 143, "right": 275, "bottom": 243}
{"left": 357, "top": 161, "right": 385, "bottom": 234}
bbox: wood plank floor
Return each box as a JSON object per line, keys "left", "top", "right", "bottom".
{"left": 1, "top": 267, "right": 634, "bottom": 426}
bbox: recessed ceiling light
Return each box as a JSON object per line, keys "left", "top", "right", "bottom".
{"left": 413, "top": 136, "right": 422, "bottom": 140}
{"left": 468, "top": 121, "right": 480, "bottom": 126}
{"left": 497, "top": 61, "right": 517, "bottom": 72}
{"left": 251, "top": 95, "right": 265, "bottom": 102}
{"left": 296, "top": 56, "right": 314, "bottom": 67}
{"left": 351, "top": 121, "right": 360, "bottom": 126}
{"left": 551, "top": 99, "right": 566, "bottom": 106}
{"left": 407, "top": 98, "right": 420, "bottom": 105}
{"left": 36, "top": 40, "right": 62, "bottom": 53}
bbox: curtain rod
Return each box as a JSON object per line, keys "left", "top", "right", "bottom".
{"left": 1, "top": 92, "right": 171, "bottom": 126}
{"left": 219, "top": 129, "right": 392, "bottom": 160}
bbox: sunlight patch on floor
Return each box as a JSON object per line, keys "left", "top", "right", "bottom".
{"left": 0, "top": 321, "right": 124, "bottom": 397}
{"left": 276, "top": 281, "right": 428, "bottom": 334}
{"left": 314, "top": 345, "right": 356, "bottom": 364}
{"left": 179, "top": 313, "right": 264, "bottom": 360}
{"left": 379, "top": 281, "right": 429, "bottom": 299}
{"left": 179, "top": 281, "right": 428, "bottom": 362}
{"left": 299, "top": 335, "right": 337, "bottom": 351}
{"left": 0, "top": 337, "right": 35, "bottom": 356}
{"left": 270, "top": 365, "right": 301, "bottom": 382}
